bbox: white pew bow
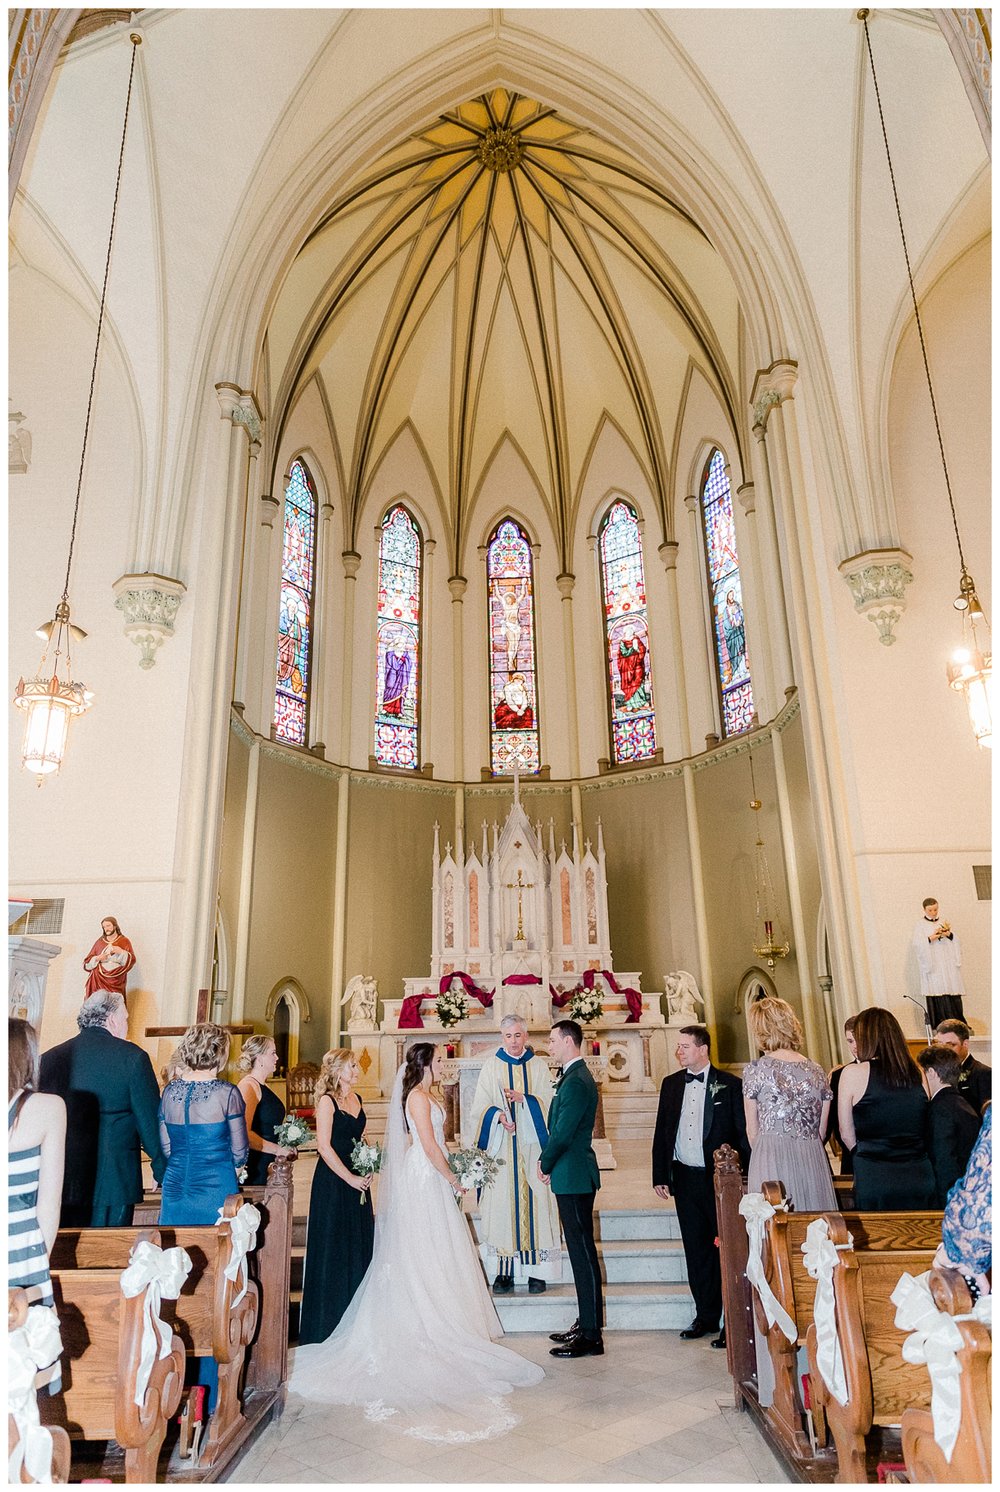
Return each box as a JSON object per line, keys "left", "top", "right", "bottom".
{"left": 8, "top": 1304, "right": 63, "bottom": 1484}
{"left": 801, "top": 1216, "right": 851, "bottom": 1405}
{"left": 120, "top": 1240, "right": 192, "bottom": 1408}
{"left": 218, "top": 1201, "right": 261, "bottom": 1307}
{"left": 739, "top": 1192, "right": 797, "bottom": 1342}
{"left": 891, "top": 1271, "right": 992, "bottom": 1462}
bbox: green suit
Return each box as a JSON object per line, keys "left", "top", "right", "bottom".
{"left": 539, "top": 1059, "right": 600, "bottom": 1194}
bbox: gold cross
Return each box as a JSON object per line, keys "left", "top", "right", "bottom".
{"left": 504, "top": 868, "right": 534, "bottom": 942}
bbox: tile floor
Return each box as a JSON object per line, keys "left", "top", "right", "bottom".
{"left": 228, "top": 1331, "right": 790, "bottom": 1484}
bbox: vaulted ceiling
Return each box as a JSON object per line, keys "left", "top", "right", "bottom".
{"left": 266, "top": 89, "right": 743, "bottom": 568}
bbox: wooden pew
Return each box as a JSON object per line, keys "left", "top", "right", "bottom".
{"left": 39, "top": 1229, "right": 185, "bottom": 1483}
{"left": 714, "top": 1144, "right": 757, "bottom": 1399}
{"left": 8, "top": 1288, "right": 71, "bottom": 1485}
{"left": 50, "top": 1199, "right": 259, "bottom": 1470}
{"left": 757, "top": 1181, "right": 943, "bottom": 1465}
{"left": 900, "top": 1269, "right": 991, "bottom": 1485}
{"left": 805, "top": 1211, "right": 938, "bottom": 1483}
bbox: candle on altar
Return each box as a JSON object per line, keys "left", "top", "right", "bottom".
{"left": 446, "top": 1042, "right": 456, "bottom": 1059}
{"left": 591, "top": 1039, "right": 600, "bottom": 1056}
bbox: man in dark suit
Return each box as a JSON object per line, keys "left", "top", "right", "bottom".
{"left": 652, "top": 1024, "right": 750, "bottom": 1347}
{"left": 933, "top": 1019, "right": 992, "bottom": 1117}
{"left": 917, "top": 1044, "right": 982, "bottom": 1206}
{"left": 39, "top": 992, "right": 166, "bottom": 1226}
{"left": 539, "top": 1019, "right": 604, "bottom": 1358}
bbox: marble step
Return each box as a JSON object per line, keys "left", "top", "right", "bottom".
{"left": 599, "top": 1239, "right": 688, "bottom": 1282}
{"left": 494, "top": 1280, "right": 695, "bottom": 1333}
{"left": 597, "top": 1208, "right": 683, "bottom": 1242}
{"left": 602, "top": 1092, "right": 660, "bottom": 1141}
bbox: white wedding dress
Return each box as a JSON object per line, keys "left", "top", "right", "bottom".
{"left": 288, "top": 1080, "right": 544, "bottom": 1442}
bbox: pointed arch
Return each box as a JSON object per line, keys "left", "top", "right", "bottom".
{"left": 373, "top": 502, "right": 423, "bottom": 769}
{"left": 486, "top": 516, "right": 541, "bottom": 775}
{"left": 698, "top": 447, "right": 755, "bottom": 737}
{"left": 273, "top": 456, "right": 318, "bottom": 745}
{"left": 597, "top": 496, "right": 657, "bottom": 764}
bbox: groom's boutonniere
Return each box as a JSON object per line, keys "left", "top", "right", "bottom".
{"left": 552, "top": 1067, "right": 564, "bottom": 1089}
{"left": 709, "top": 1080, "right": 724, "bottom": 1099}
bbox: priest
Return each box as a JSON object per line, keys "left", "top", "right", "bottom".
{"left": 471, "top": 1014, "right": 561, "bottom": 1294}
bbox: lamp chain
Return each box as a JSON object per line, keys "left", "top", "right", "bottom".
{"left": 860, "top": 11, "right": 967, "bottom": 579}
{"left": 62, "top": 34, "right": 141, "bottom": 605}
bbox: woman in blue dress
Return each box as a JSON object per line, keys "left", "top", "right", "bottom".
{"left": 158, "top": 1022, "right": 249, "bottom": 1409}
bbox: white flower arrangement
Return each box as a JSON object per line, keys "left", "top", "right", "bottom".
{"left": 350, "top": 1138, "right": 383, "bottom": 1206}
{"left": 569, "top": 987, "right": 603, "bottom": 1025}
{"left": 448, "top": 1145, "right": 504, "bottom": 1195}
{"left": 436, "top": 986, "right": 470, "bottom": 1028}
{"left": 275, "top": 1114, "right": 313, "bottom": 1149}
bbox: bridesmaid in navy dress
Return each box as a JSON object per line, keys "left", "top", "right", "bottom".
{"left": 158, "top": 1023, "right": 249, "bottom": 1408}
{"left": 236, "top": 1035, "right": 296, "bottom": 1186}
{"left": 298, "top": 1049, "right": 375, "bottom": 1344}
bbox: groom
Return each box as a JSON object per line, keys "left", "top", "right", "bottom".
{"left": 538, "top": 1019, "right": 604, "bottom": 1357}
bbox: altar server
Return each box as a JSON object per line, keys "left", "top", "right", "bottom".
{"left": 471, "top": 1014, "right": 561, "bottom": 1294}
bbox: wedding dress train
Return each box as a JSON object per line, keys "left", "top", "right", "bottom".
{"left": 288, "top": 1083, "right": 544, "bottom": 1442}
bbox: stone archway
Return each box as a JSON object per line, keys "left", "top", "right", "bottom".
{"left": 264, "top": 978, "right": 311, "bottom": 1075}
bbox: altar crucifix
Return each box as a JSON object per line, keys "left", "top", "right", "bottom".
{"left": 504, "top": 868, "right": 534, "bottom": 943}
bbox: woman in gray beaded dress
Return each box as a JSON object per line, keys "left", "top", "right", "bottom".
{"left": 743, "top": 997, "right": 836, "bottom": 1211}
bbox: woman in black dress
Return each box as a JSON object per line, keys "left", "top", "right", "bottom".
{"left": 236, "top": 1036, "right": 295, "bottom": 1187}
{"left": 825, "top": 1014, "right": 858, "bottom": 1177}
{"left": 298, "top": 1048, "right": 375, "bottom": 1344}
{"left": 838, "top": 1006, "right": 935, "bottom": 1210}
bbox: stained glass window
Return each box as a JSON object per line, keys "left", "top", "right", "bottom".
{"left": 599, "top": 499, "right": 656, "bottom": 764}
{"left": 487, "top": 518, "right": 540, "bottom": 775}
{"left": 700, "top": 448, "right": 754, "bottom": 736}
{"left": 374, "top": 504, "right": 421, "bottom": 769}
{"left": 273, "top": 459, "right": 317, "bottom": 746}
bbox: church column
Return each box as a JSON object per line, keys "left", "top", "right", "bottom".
{"left": 556, "top": 572, "right": 581, "bottom": 779}
{"left": 422, "top": 538, "right": 436, "bottom": 768}
{"left": 657, "top": 541, "right": 691, "bottom": 759}
{"left": 683, "top": 494, "right": 721, "bottom": 742}
{"left": 449, "top": 576, "right": 467, "bottom": 780}
{"left": 231, "top": 423, "right": 266, "bottom": 713}
{"left": 308, "top": 498, "right": 335, "bottom": 754}
{"left": 330, "top": 768, "right": 351, "bottom": 1045}
{"left": 339, "top": 550, "right": 362, "bottom": 762}
{"left": 749, "top": 420, "right": 795, "bottom": 696}
{"left": 246, "top": 491, "right": 280, "bottom": 730}
{"left": 230, "top": 735, "right": 260, "bottom": 1023}
{"left": 682, "top": 763, "right": 717, "bottom": 1038}
{"left": 734, "top": 481, "right": 776, "bottom": 722}
{"left": 770, "top": 723, "right": 826, "bottom": 1063}
{"left": 751, "top": 363, "right": 863, "bottom": 1020}
{"left": 171, "top": 384, "right": 261, "bottom": 1020}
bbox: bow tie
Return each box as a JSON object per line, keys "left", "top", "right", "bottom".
{"left": 685, "top": 1071, "right": 705, "bottom": 1084}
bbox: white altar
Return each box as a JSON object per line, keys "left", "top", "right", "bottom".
{"left": 345, "top": 777, "right": 677, "bottom": 1105}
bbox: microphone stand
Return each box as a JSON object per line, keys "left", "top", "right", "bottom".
{"left": 903, "top": 993, "right": 933, "bottom": 1044}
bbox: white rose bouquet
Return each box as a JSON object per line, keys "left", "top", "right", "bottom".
{"left": 436, "top": 986, "right": 469, "bottom": 1028}
{"left": 569, "top": 987, "right": 603, "bottom": 1024}
{"left": 350, "top": 1137, "right": 383, "bottom": 1206}
{"left": 275, "top": 1114, "right": 312, "bottom": 1149}
{"left": 448, "top": 1146, "right": 504, "bottom": 1201}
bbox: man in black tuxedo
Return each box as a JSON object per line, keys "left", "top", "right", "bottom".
{"left": 917, "top": 1044, "right": 982, "bottom": 1206}
{"left": 652, "top": 1025, "right": 749, "bottom": 1347}
{"left": 39, "top": 992, "right": 165, "bottom": 1226}
{"left": 933, "top": 1018, "right": 992, "bottom": 1117}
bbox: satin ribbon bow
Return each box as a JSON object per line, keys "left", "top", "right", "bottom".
{"left": 218, "top": 1201, "right": 261, "bottom": 1308}
{"left": 8, "top": 1304, "right": 63, "bottom": 1484}
{"left": 801, "top": 1217, "right": 851, "bottom": 1406}
{"left": 738, "top": 1192, "right": 797, "bottom": 1342}
{"left": 119, "top": 1240, "right": 192, "bottom": 1408}
{"left": 891, "top": 1272, "right": 992, "bottom": 1462}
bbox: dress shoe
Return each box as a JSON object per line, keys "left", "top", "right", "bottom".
{"left": 492, "top": 1274, "right": 514, "bottom": 1295}
{"left": 549, "top": 1320, "right": 580, "bottom": 1343}
{"left": 527, "top": 1277, "right": 547, "bottom": 1294}
{"left": 550, "top": 1335, "right": 604, "bottom": 1358}
{"left": 679, "top": 1323, "right": 710, "bottom": 1340}
{"left": 710, "top": 1331, "right": 727, "bottom": 1350}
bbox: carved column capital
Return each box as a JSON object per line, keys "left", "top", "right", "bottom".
{"left": 683, "top": 494, "right": 699, "bottom": 518}
{"left": 658, "top": 540, "right": 680, "bottom": 573}
{"left": 838, "top": 547, "right": 915, "bottom": 646}
{"left": 259, "top": 493, "right": 280, "bottom": 528}
{"left": 215, "top": 383, "right": 263, "bottom": 444}
{"left": 342, "top": 549, "right": 362, "bottom": 580}
{"left": 750, "top": 359, "right": 799, "bottom": 429}
{"left": 9, "top": 404, "right": 31, "bottom": 474}
{"left": 556, "top": 571, "right": 576, "bottom": 600}
{"left": 448, "top": 575, "right": 468, "bottom": 601}
{"left": 736, "top": 481, "right": 756, "bottom": 515}
{"left": 112, "top": 572, "right": 187, "bottom": 669}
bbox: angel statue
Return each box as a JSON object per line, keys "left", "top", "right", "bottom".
{"left": 341, "top": 974, "right": 379, "bottom": 1032}
{"left": 663, "top": 970, "right": 704, "bottom": 1024}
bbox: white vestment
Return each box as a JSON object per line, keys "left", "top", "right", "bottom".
{"left": 470, "top": 1050, "right": 561, "bottom": 1283}
{"left": 912, "top": 916, "right": 964, "bottom": 996}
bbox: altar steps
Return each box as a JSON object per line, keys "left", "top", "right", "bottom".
{"left": 601, "top": 1092, "right": 660, "bottom": 1142}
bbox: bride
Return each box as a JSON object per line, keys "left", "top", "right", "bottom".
{"left": 288, "top": 1042, "right": 544, "bottom": 1441}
